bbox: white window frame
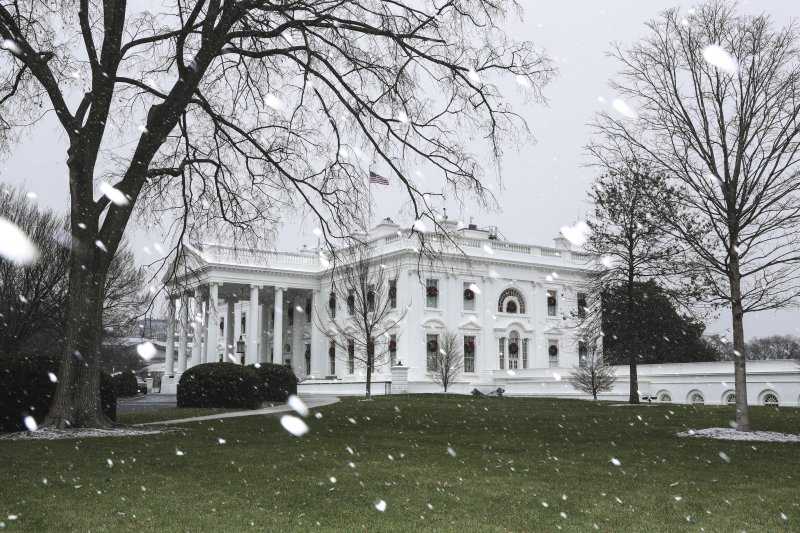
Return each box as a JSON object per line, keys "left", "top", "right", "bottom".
{"left": 463, "top": 281, "right": 476, "bottom": 311}
{"left": 425, "top": 278, "right": 439, "bottom": 309}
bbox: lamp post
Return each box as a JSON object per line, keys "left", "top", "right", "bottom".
{"left": 236, "top": 335, "right": 245, "bottom": 365}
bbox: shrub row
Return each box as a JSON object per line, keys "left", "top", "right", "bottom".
{"left": 177, "top": 362, "right": 299, "bottom": 409}
{"left": 113, "top": 372, "right": 139, "bottom": 397}
{"left": 0, "top": 354, "right": 116, "bottom": 432}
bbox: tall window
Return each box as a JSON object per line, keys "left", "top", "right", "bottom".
{"left": 389, "top": 279, "right": 397, "bottom": 309}
{"left": 425, "top": 279, "right": 439, "bottom": 308}
{"left": 508, "top": 332, "right": 520, "bottom": 369}
{"left": 578, "top": 341, "right": 588, "bottom": 367}
{"left": 426, "top": 333, "right": 439, "bottom": 371}
{"left": 367, "top": 284, "right": 375, "bottom": 312}
{"left": 463, "top": 335, "right": 476, "bottom": 373}
{"left": 328, "top": 292, "right": 336, "bottom": 319}
{"left": 463, "top": 282, "right": 476, "bottom": 311}
{"left": 329, "top": 341, "right": 336, "bottom": 375}
{"left": 548, "top": 339, "right": 558, "bottom": 367}
{"left": 347, "top": 289, "right": 355, "bottom": 315}
{"left": 577, "top": 292, "right": 587, "bottom": 319}
{"left": 547, "top": 290, "right": 557, "bottom": 317}
{"left": 522, "top": 338, "right": 529, "bottom": 369}
{"left": 498, "top": 337, "right": 506, "bottom": 370}
{"left": 389, "top": 334, "right": 397, "bottom": 366}
{"left": 498, "top": 288, "right": 526, "bottom": 314}
{"left": 347, "top": 338, "right": 355, "bottom": 373}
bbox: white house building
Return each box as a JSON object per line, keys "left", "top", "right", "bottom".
{"left": 160, "top": 218, "right": 800, "bottom": 406}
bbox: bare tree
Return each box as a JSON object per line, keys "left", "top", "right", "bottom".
{"left": 582, "top": 158, "right": 700, "bottom": 403}
{"left": 589, "top": 1, "right": 800, "bottom": 431}
{"left": 316, "top": 244, "right": 405, "bottom": 399}
{"left": 430, "top": 329, "right": 463, "bottom": 393}
{"left": 739, "top": 335, "right": 800, "bottom": 361}
{"left": 569, "top": 350, "right": 616, "bottom": 400}
{"left": 0, "top": 183, "right": 147, "bottom": 355}
{"left": 0, "top": 1, "right": 554, "bottom": 427}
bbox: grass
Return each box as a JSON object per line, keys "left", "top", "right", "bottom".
{"left": 1, "top": 395, "right": 798, "bottom": 532}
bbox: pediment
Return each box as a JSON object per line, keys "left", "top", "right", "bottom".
{"left": 421, "top": 317, "right": 447, "bottom": 330}
{"left": 458, "top": 319, "right": 482, "bottom": 331}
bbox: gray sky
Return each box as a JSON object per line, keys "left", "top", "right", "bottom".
{"left": 1, "top": 0, "right": 798, "bottom": 340}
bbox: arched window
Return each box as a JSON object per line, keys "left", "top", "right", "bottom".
{"left": 690, "top": 392, "right": 704, "bottom": 406}
{"left": 762, "top": 393, "right": 779, "bottom": 407}
{"left": 725, "top": 393, "right": 736, "bottom": 406}
{"left": 498, "top": 288, "right": 526, "bottom": 314}
{"left": 659, "top": 392, "right": 672, "bottom": 403}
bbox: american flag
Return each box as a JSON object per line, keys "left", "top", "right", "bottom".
{"left": 369, "top": 171, "right": 389, "bottom": 185}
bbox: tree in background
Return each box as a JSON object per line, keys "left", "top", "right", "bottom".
{"left": 0, "top": 183, "right": 147, "bottom": 357}
{"left": 430, "top": 330, "right": 464, "bottom": 393}
{"left": 569, "top": 351, "right": 617, "bottom": 400}
{"left": 317, "top": 245, "right": 405, "bottom": 399}
{"left": 735, "top": 335, "right": 800, "bottom": 361}
{"left": 590, "top": 0, "right": 800, "bottom": 431}
{"left": 580, "top": 158, "right": 701, "bottom": 403}
{"left": 0, "top": 0, "right": 554, "bottom": 428}
{"left": 601, "top": 281, "right": 721, "bottom": 365}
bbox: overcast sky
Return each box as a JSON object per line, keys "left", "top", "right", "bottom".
{"left": 1, "top": 0, "right": 798, "bottom": 340}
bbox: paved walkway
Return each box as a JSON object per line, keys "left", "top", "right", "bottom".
{"left": 139, "top": 394, "right": 340, "bottom": 426}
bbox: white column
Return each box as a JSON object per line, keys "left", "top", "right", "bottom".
{"left": 260, "top": 303, "right": 270, "bottom": 363}
{"left": 310, "top": 289, "right": 320, "bottom": 376}
{"left": 206, "top": 283, "right": 220, "bottom": 363}
{"left": 164, "top": 297, "right": 176, "bottom": 375}
{"left": 201, "top": 298, "right": 209, "bottom": 364}
{"left": 246, "top": 285, "right": 260, "bottom": 365}
{"left": 292, "top": 294, "right": 304, "bottom": 375}
{"left": 273, "top": 287, "right": 284, "bottom": 364}
{"left": 190, "top": 287, "right": 202, "bottom": 367}
{"left": 225, "top": 299, "right": 235, "bottom": 363}
{"left": 177, "top": 292, "right": 189, "bottom": 373}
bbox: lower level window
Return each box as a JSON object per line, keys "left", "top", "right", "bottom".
{"left": 463, "top": 335, "right": 475, "bottom": 373}
{"left": 659, "top": 393, "right": 671, "bottom": 403}
{"left": 725, "top": 393, "right": 735, "bottom": 405}
{"left": 763, "top": 393, "right": 779, "bottom": 406}
{"left": 690, "top": 393, "right": 704, "bottom": 405}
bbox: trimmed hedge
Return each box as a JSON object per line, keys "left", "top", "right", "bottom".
{"left": 248, "top": 363, "right": 299, "bottom": 402}
{"left": 177, "top": 363, "right": 261, "bottom": 409}
{"left": 113, "top": 372, "right": 138, "bottom": 397}
{"left": 0, "top": 354, "right": 116, "bottom": 432}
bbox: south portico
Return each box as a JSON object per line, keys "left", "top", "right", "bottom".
{"left": 160, "top": 244, "right": 323, "bottom": 394}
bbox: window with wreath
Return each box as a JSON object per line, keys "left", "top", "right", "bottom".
{"left": 508, "top": 332, "right": 520, "bottom": 369}
{"left": 690, "top": 392, "right": 704, "bottom": 405}
{"left": 347, "top": 338, "right": 355, "bottom": 374}
{"left": 328, "top": 340, "right": 336, "bottom": 375}
{"left": 388, "top": 279, "right": 397, "bottom": 309}
{"left": 425, "top": 279, "right": 439, "bottom": 308}
{"left": 463, "top": 335, "right": 476, "bottom": 373}
{"left": 577, "top": 292, "right": 587, "bottom": 319}
{"left": 328, "top": 291, "right": 336, "bottom": 319}
{"left": 547, "top": 290, "right": 557, "bottom": 317}
{"left": 762, "top": 393, "right": 779, "bottom": 406}
{"left": 426, "top": 333, "right": 439, "bottom": 371}
{"left": 578, "top": 341, "right": 588, "bottom": 367}
{"left": 463, "top": 282, "right": 476, "bottom": 311}
{"left": 388, "top": 334, "right": 397, "bottom": 366}
{"left": 548, "top": 339, "right": 558, "bottom": 367}
{"left": 498, "top": 337, "right": 506, "bottom": 369}
{"left": 497, "top": 288, "right": 525, "bottom": 314}
{"left": 522, "top": 338, "right": 529, "bottom": 369}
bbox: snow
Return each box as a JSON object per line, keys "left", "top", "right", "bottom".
{"left": 560, "top": 220, "right": 591, "bottom": 246}
{"left": 677, "top": 427, "right": 800, "bottom": 442}
{"left": 280, "top": 415, "right": 309, "bottom": 437}
{"left": 0, "top": 427, "right": 172, "bottom": 441}
{"left": 702, "top": 45, "right": 738, "bottom": 74}
{"left": 99, "top": 182, "right": 129, "bottom": 206}
{"left": 0, "top": 217, "right": 39, "bottom": 265}
{"left": 611, "top": 98, "right": 638, "bottom": 120}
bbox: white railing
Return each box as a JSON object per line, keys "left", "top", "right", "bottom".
{"left": 202, "top": 244, "right": 319, "bottom": 268}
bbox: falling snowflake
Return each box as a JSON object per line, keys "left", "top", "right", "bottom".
{"left": 280, "top": 415, "right": 309, "bottom": 437}
{"left": 1, "top": 38, "right": 22, "bottom": 55}
{"left": 447, "top": 447, "right": 457, "bottom": 457}
{"left": 176, "top": 450, "right": 185, "bottom": 456}
{"left": 95, "top": 240, "right": 107, "bottom": 252}
{"left": 99, "top": 182, "right": 129, "bottom": 206}
{"left": 375, "top": 499, "right": 387, "bottom": 512}
{"left": 397, "top": 111, "right": 409, "bottom": 123}
{"left": 23, "top": 416, "right": 37, "bottom": 432}
{"left": 560, "top": 221, "right": 591, "bottom": 246}
{"left": 610, "top": 458, "right": 621, "bottom": 466}
{"left": 718, "top": 452, "right": 731, "bottom": 463}
{"left": 136, "top": 342, "right": 157, "bottom": 360}
{"left": 0, "top": 217, "right": 39, "bottom": 265}
{"left": 516, "top": 75, "right": 531, "bottom": 88}
{"left": 264, "top": 94, "right": 283, "bottom": 110}
{"left": 611, "top": 98, "right": 638, "bottom": 120}
{"left": 467, "top": 68, "right": 481, "bottom": 83}
{"left": 702, "top": 45, "right": 738, "bottom": 74}
{"left": 218, "top": 438, "right": 226, "bottom": 445}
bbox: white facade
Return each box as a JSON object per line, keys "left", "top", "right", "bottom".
{"left": 160, "top": 219, "right": 800, "bottom": 407}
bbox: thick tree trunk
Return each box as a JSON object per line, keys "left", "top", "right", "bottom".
{"left": 626, "top": 265, "right": 639, "bottom": 404}
{"left": 43, "top": 239, "right": 113, "bottom": 429}
{"left": 729, "top": 270, "right": 750, "bottom": 432}
{"left": 365, "top": 351, "right": 372, "bottom": 400}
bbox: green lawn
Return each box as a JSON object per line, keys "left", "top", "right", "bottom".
{"left": 1, "top": 396, "right": 798, "bottom": 532}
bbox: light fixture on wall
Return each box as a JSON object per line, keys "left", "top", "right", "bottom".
{"left": 236, "top": 287, "right": 246, "bottom": 357}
